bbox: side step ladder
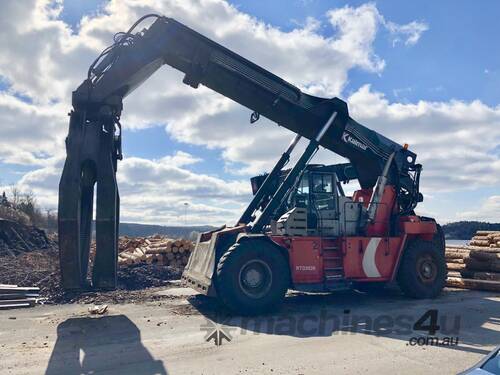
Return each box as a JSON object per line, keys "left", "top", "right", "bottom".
{"left": 321, "top": 242, "right": 349, "bottom": 291}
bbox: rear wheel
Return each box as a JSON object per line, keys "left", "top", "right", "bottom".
{"left": 216, "top": 240, "right": 289, "bottom": 315}
{"left": 432, "top": 223, "right": 445, "bottom": 254}
{"left": 397, "top": 238, "right": 446, "bottom": 298}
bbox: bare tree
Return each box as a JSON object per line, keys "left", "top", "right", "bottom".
{"left": 45, "top": 208, "right": 57, "bottom": 232}
{"left": 9, "top": 184, "right": 21, "bottom": 208}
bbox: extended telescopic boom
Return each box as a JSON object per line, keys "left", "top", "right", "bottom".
{"left": 74, "top": 15, "right": 420, "bottom": 199}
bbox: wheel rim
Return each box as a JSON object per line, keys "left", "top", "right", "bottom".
{"left": 416, "top": 254, "right": 437, "bottom": 284}
{"left": 238, "top": 259, "right": 272, "bottom": 299}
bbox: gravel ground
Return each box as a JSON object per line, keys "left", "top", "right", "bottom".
{"left": 1, "top": 288, "right": 498, "bottom": 375}
{"left": 0, "top": 249, "right": 183, "bottom": 304}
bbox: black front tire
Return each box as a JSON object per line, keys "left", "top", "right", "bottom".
{"left": 397, "top": 238, "right": 446, "bottom": 299}
{"left": 216, "top": 240, "right": 289, "bottom": 315}
{"left": 432, "top": 223, "right": 445, "bottom": 254}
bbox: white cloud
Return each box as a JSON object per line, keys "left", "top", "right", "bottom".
{"left": 1, "top": 151, "right": 251, "bottom": 225}
{"left": 0, "top": 0, "right": 401, "bottom": 170}
{"left": 116, "top": 155, "right": 251, "bottom": 225}
{"left": 458, "top": 195, "right": 500, "bottom": 222}
{"left": 384, "top": 20, "right": 428, "bottom": 46}
{"left": 2, "top": 0, "right": 496, "bottom": 225}
{"left": 326, "top": 3, "right": 385, "bottom": 74}
{"left": 158, "top": 151, "right": 201, "bottom": 167}
{"left": 0, "top": 93, "right": 67, "bottom": 165}
{"left": 347, "top": 84, "right": 500, "bottom": 193}
{"left": 328, "top": 3, "right": 428, "bottom": 50}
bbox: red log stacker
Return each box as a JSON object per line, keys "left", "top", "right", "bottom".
{"left": 58, "top": 15, "right": 446, "bottom": 315}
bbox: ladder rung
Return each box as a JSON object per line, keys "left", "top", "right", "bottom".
{"left": 326, "top": 274, "right": 343, "bottom": 280}
{"left": 325, "top": 267, "right": 343, "bottom": 271}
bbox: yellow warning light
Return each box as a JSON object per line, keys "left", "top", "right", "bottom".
{"left": 403, "top": 143, "right": 409, "bottom": 150}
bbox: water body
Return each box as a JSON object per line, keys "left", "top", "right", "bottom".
{"left": 446, "top": 239, "right": 469, "bottom": 246}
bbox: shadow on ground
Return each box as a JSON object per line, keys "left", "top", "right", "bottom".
{"left": 187, "top": 286, "right": 500, "bottom": 355}
{"left": 45, "top": 315, "right": 167, "bottom": 375}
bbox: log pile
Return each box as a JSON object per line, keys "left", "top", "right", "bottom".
{"left": 469, "top": 230, "right": 500, "bottom": 248}
{"left": 113, "top": 235, "right": 193, "bottom": 269}
{"left": 446, "top": 230, "right": 500, "bottom": 292}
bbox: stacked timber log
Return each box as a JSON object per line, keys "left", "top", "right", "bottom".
{"left": 116, "top": 236, "right": 193, "bottom": 269}
{"left": 0, "top": 284, "right": 40, "bottom": 309}
{"left": 446, "top": 230, "right": 500, "bottom": 292}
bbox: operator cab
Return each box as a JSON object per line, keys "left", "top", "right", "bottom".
{"left": 251, "top": 164, "right": 366, "bottom": 237}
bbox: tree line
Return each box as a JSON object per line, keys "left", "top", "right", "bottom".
{"left": 0, "top": 187, "right": 57, "bottom": 232}
{"left": 0, "top": 187, "right": 497, "bottom": 239}
{"left": 442, "top": 221, "right": 500, "bottom": 240}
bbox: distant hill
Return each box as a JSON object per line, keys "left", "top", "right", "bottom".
{"left": 119, "top": 222, "right": 217, "bottom": 239}
{"left": 119, "top": 221, "right": 500, "bottom": 240}
{"left": 442, "top": 221, "right": 500, "bottom": 240}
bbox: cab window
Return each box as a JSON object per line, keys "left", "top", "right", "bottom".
{"left": 312, "top": 174, "right": 333, "bottom": 193}
{"left": 299, "top": 175, "right": 309, "bottom": 194}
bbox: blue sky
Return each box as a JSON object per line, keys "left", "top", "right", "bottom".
{"left": 62, "top": 0, "right": 500, "bottom": 161}
{"left": 0, "top": 0, "right": 499, "bottom": 225}
{"left": 231, "top": 0, "right": 500, "bottom": 106}
{"left": 60, "top": 0, "right": 500, "bottom": 106}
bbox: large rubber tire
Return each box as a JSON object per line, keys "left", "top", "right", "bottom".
{"left": 216, "top": 240, "right": 290, "bottom": 315}
{"left": 397, "top": 238, "right": 446, "bottom": 299}
{"left": 432, "top": 224, "right": 445, "bottom": 255}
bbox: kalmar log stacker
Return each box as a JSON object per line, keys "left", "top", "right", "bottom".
{"left": 58, "top": 15, "right": 446, "bottom": 314}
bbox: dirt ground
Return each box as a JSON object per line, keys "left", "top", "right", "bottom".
{"left": 0, "top": 249, "right": 183, "bottom": 304}
{"left": 1, "top": 285, "right": 498, "bottom": 375}
{"left": 0, "top": 221, "right": 191, "bottom": 304}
